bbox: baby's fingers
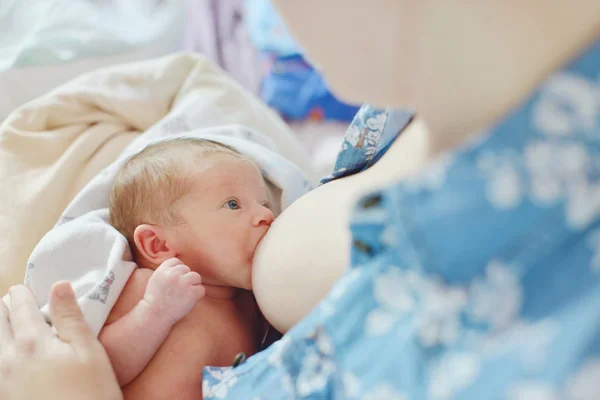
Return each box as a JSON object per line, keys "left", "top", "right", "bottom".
{"left": 158, "top": 258, "right": 183, "bottom": 270}
{"left": 181, "top": 273, "right": 205, "bottom": 299}
{"left": 167, "top": 264, "right": 190, "bottom": 278}
{"left": 180, "top": 272, "right": 202, "bottom": 286}
{"left": 190, "top": 284, "right": 206, "bottom": 299}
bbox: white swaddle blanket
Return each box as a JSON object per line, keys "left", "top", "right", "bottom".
{"left": 26, "top": 125, "right": 312, "bottom": 336}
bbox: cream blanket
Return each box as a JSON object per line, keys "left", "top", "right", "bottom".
{"left": 0, "top": 52, "right": 315, "bottom": 296}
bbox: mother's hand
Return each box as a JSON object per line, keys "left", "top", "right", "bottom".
{"left": 0, "top": 282, "right": 122, "bottom": 400}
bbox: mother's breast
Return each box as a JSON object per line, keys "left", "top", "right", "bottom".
{"left": 252, "top": 119, "right": 432, "bottom": 333}
{"left": 252, "top": 178, "right": 356, "bottom": 333}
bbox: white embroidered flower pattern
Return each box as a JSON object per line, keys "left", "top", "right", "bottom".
{"left": 366, "top": 268, "right": 415, "bottom": 336}
{"left": 362, "top": 383, "right": 407, "bottom": 400}
{"left": 367, "top": 268, "right": 468, "bottom": 347}
{"left": 533, "top": 73, "right": 600, "bottom": 137}
{"left": 342, "top": 371, "right": 361, "bottom": 398}
{"left": 296, "top": 351, "right": 336, "bottom": 396}
{"left": 587, "top": 229, "right": 600, "bottom": 273}
{"left": 480, "top": 319, "right": 559, "bottom": 372}
{"left": 415, "top": 277, "right": 467, "bottom": 347}
{"left": 364, "top": 132, "right": 381, "bottom": 160}
{"left": 321, "top": 268, "right": 363, "bottom": 317}
{"left": 506, "top": 359, "right": 600, "bottom": 400}
{"left": 345, "top": 124, "right": 362, "bottom": 147}
{"left": 296, "top": 328, "right": 336, "bottom": 396}
{"left": 565, "top": 359, "right": 600, "bottom": 400}
{"left": 329, "top": 268, "right": 362, "bottom": 301}
{"left": 268, "top": 335, "right": 291, "bottom": 367}
{"left": 506, "top": 382, "right": 559, "bottom": 400}
{"left": 379, "top": 224, "right": 397, "bottom": 247}
{"left": 365, "top": 128, "right": 382, "bottom": 144}
{"left": 203, "top": 367, "right": 238, "bottom": 399}
{"left": 467, "top": 260, "right": 522, "bottom": 330}
{"left": 565, "top": 178, "right": 600, "bottom": 229}
{"left": 404, "top": 154, "right": 456, "bottom": 193}
{"left": 365, "top": 113, "right": 386, "bottom": 131}
{"left": 476, "top": 72, "right": 600, "bottom": 227}
{"left": 477, "top": 152, "right": 523, "bottom": 209}
{"left": 478, "top": 140, "right": 600, "bottom": 229}
{"left": 428, "top": 353, "right": 481, "bottom": 400}
{"left": 368, "top": 260, "right": 523, "bottom": 347}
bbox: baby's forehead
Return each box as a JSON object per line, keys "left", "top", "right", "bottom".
{"left": 189, "top": 155, "right": 266, "bottom": 187}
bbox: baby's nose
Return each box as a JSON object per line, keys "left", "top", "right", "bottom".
{"left": 253, "top": 206, "right": 275, "bottom": 227}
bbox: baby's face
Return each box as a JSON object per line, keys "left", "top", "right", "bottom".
{"left": 171, "top": 154, "right": 274, "bottom": 290}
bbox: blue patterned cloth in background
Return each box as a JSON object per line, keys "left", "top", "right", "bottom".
{"left": 202, "top": 38, "right": 600, "bottom": 399}
{"left": 246, "top": 0, "right": 362, "bottom": 122}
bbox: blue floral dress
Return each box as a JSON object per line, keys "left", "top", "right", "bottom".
{"left": 202, "top": 38, "right": 600, "bottom": 399}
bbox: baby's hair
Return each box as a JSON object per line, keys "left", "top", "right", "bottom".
{"left": 108, "top": 137, "right": 247, "bottom": 245}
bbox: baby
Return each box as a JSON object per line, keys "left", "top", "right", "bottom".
{"left": 100, "top": 138, "right": 276, "bottom": 399}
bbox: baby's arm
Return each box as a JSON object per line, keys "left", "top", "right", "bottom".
{"left": 98, "top": 258, "right": 205, "bottom": 387}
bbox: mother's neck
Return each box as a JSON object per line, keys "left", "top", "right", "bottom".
{"left": 422, "top": 0, "right": 600, "bottom": 150}
{"left": 360, "top": 3, "right": 599, "bottom": 188}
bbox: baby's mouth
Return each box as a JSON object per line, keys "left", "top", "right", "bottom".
{"left": 257, "top": 225, "right": 271, "bottom": 244}
{"left": 251, "top": 229, "right": 270, "bottom": 260}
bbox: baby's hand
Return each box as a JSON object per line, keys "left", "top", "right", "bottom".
{"left": 143, "top": 258, "right": 205, "bottom": 325}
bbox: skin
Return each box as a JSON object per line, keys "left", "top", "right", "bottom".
{"left": 99, "top": 258, "right": 205, "bottom": 387}
{"left": 0, "top": 282, "right": 122, "bottom": 400}
{"left": 99, "top": 154, "right": 273, "bottom": 399}
{"left": 133, "top": 154, "right": 274, "bottom": 292}
{"left": 164, "top": 154, "right": 275, "bottom": 291}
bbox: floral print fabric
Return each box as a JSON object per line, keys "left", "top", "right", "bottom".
{"left": 203, "top": 39, "right": 600, "bottom": 400}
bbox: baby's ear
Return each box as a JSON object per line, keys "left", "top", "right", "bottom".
{"left": 133, "top": 224, "right": 176, "bottom": 266}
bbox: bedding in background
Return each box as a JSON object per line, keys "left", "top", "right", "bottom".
{"left": 0, "top": 52, "right": 315, "bottom": 296}
{"left": 0, "top": 0, "right": 345, "bottom": 176}
{"left": 183, "top": 0, "right": 263, "bottom": 94}
{"left": 27, "top": 127, "right": 312, "bottom": 336}
{"left": 0, "top": 0, "right": 184, "bottom": 70}
{"left": 183, "top": 0, "right": 356, "bottom": 123}
{"left": 245, "top": 0, "right": 300, "bottom": 57}
{"left": 110, "top": 0, "right": 347, "bottom": 177}
{"left": 0, "top": 0, "right": 185, "bottom": 121}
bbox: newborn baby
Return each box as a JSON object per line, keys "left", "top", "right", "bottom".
{"left": 100, "top": 138, "right": 275, "bottom": 399}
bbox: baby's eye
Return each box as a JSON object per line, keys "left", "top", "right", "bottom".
{"left": 262, "top": 202, "right": 271, "bottom": 210}
{"left": 225, "top": 199, "right": 240, "bottom": 210}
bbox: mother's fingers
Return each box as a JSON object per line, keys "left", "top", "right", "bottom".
{"left": 49, "top": 282, "right": 94, "bottom": 349}
{"left": 0, "top": 294, "right": 14, "bottom": 345}
{"left": 8, "top": 285, "right": 50, "bottom": 340}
